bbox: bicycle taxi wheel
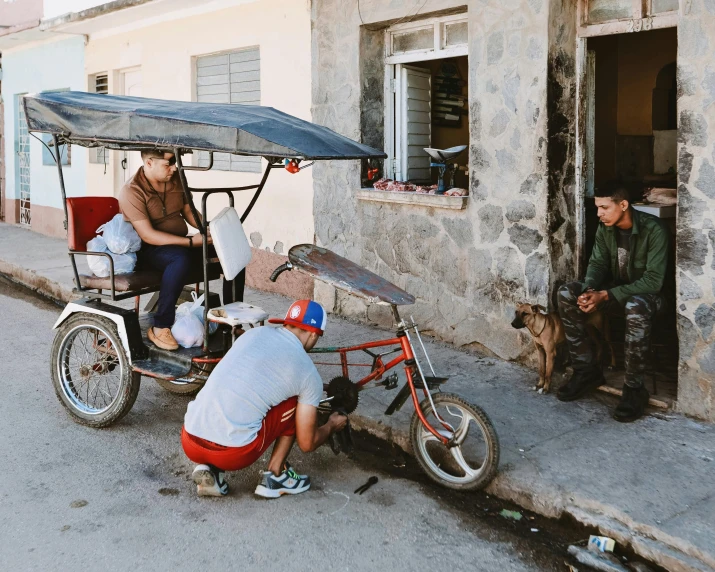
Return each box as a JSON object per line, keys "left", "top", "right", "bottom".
{"left": 410, "top": 393, "right": 500, "bottom": 491}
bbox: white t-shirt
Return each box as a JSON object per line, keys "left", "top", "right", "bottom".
{"left": 184, "top": 326, "right": 323, "bottom": 447}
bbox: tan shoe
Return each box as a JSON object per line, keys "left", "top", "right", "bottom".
{"left": 148, "top": 327, "right": 179, "bottom": 351}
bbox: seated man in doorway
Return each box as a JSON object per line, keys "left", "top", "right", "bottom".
{"left": 181, "top": 299, "right": 348, "bottom": 498}
{"left": 119, "top": 150, "right": 236, "bottom": 351}
{"left": 556, "top": 181, "right": 670, "bottom": 422}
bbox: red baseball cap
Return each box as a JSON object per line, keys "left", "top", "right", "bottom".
{"left": 269, "top": 299, "right": 327, "bottom": 336}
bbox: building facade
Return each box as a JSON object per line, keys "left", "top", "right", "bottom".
{"left": 1, "top": 0, "right": 314, "bottom": 296}
{"left": 310, "top": 0, "right": 715, "bottom": 421}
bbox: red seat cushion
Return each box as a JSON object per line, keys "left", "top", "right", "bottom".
{"left": 67, "top": 197, "right": 120, "bottom": 252}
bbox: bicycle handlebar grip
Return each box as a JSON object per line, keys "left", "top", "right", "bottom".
{"left": 269, "top": 262, "right": 293, "bottom": 282}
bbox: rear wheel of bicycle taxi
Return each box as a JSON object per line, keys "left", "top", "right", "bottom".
{"left": 50, "top": 314, "right": 141, "bottom": 428}
{"left": 410, "top": 392, "right": 500, "bottom": 491}
{"left": 155, "top": 362, "right": 214, "bottom": 396}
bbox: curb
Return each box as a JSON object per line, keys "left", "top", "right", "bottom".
{"left": 1, "top": 259, "right": 713, "bottom": 572}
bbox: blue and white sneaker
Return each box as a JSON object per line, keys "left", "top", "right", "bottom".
{"left": 192, "top": 464, "right": 229, "bottom": 497}
{"left": 254, "top": 463, "right": 311, "bottom": 498}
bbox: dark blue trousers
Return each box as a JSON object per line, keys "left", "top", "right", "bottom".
{"left": 138, "top": 244, "right": 243, "bottom": 328}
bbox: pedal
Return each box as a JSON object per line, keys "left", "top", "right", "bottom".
{"left": 377, "top": 373, "right": 399, "bottom": 390}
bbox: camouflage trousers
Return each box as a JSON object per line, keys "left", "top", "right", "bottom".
{"left": 557, "top": 281, "right": 664, "bottom": 388}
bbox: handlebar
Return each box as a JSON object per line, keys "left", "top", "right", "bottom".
{"left": 270, "top": 262, "right": 293, "bottom": 282}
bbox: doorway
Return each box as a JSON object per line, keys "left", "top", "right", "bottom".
{"left": 580, "top": 27, "right": 678, "bottom": 407}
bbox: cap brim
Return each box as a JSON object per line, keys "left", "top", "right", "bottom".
{"left": 268, "top": 318, "right": 323, "bottom": 336}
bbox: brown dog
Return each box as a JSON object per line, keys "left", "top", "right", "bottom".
{"left": 511, "top": 303, "right": 610, "bottom": 394}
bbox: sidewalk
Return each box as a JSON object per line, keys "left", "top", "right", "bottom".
{"left": 1, "top": 222, "right": 713, "bottom": 572}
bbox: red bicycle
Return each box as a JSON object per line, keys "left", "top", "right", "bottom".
{"left": 271, "top": 245, "right": 500, "bottom": 491}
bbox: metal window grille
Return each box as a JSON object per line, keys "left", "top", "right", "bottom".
{"left": 196, "top": 48, "right": 261, "bottom": 173}
{"left": 17, "top": 101, "right": 31, "bottom": 226}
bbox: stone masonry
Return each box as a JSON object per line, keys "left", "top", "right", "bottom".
{"left": 311, "top": 0, "right": 715, "bottom": 420}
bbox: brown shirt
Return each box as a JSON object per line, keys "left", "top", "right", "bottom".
{"left": 119, "top": 167, "right": 189, "bottom": 237}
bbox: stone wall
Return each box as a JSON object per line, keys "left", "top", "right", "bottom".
{"left": 675, "top": 0, "right": 715, "bottom": 420}
{"left": 312, "top": 0, "right": 552, "bottom": 361}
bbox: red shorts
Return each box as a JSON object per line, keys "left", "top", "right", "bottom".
{"left": 181, "top": 396, "right": 298, "bottom": 472}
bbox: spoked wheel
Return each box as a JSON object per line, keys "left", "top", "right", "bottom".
{"left": 410, "top": 392, "right": 500, "bottom": 491}
{"left": 50, "top": 314, "right": 140, "bottom": 428}
{"left": 155, "top": 363, "right": 214, "bottom": 396}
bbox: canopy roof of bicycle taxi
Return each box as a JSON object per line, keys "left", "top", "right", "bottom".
{"left": 22, "top": 91, "right": 387, "bottom": 160}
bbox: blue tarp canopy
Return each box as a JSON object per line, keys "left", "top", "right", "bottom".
{"left": 23, "top": 91, "right": 386, "bottom": 160}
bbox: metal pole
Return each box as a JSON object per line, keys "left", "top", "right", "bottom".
{"left": 52, "top": 135, "right": 69, "bottom": 231}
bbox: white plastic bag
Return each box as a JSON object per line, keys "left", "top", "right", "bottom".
{"left": 85, "top": 236, "right": 137, "bottom": 277}
{"left": 176, "top": 292, "right": 218, "bottom": 335}
{"left": 209, "top": 207, "right": 252, "bottom": 281}
{"left": 96, "top": 213, "right": 142, "bottom": 254}
{"left": 172, "top": 292, "right": 216, "bottom": 348}
{"left": 171, "top": 312, "right": 204, "bottom": 349}
{"left": 87, "top": 236, "right": 110, "bottom": 277}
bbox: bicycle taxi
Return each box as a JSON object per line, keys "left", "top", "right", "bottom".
{"left": 25, "top": 91, "right": 499, "bottom": 490}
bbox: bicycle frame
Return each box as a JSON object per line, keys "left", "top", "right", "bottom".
{"left": 310, "top": 313, "right": 453, "bottom": 446}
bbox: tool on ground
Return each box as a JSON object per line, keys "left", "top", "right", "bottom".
{"left": 354, "top": 476, "right": 378, "bottom": 495}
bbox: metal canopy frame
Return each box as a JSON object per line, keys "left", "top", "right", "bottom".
{"left": 54, "top": 138, "right": 280, "bottom": 350}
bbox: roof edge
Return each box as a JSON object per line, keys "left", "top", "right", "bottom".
{"left": 40, "top": 0, "right": 157, "bottom": 31}
{"left": 0, "top": 19, "right": 41, "bottom": 39}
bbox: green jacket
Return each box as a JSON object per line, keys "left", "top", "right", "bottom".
{"left": 584, "top": 209, "right": 670, "bottom": 305}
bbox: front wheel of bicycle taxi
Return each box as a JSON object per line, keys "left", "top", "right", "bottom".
{"left": 50, "top": 313, "right": 141, "bottom": 428}
{"left": 410, "top": 393, "right": 500, "bottom": 491}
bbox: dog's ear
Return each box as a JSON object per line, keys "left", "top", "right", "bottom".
{"left": 532, "top": 304, "right": 546, "bottom": 314}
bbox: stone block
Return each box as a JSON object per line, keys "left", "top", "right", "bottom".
{"left": 679, "top": 111, "right": 708, "bottom": 148}
{"left": 510, "top": 128, "right": 522, "bottom": 150}
{"left": 695, "top": 159, "right": 715, "bottom": 200}
{"left": 679, "top": 147, "right": 694, "bottom": 184}
{"left": 697, "top": 343, "right": 715, "bottom": 375}
{"left": 508, "top": 223, "right": 543, "bottom": 255}
{"left": 677, "top": 63, "right": 699, "bottom": 98}
{"left": 679, "top": 271, "right": 704, "bottom": 301}
{"left": 677, "top": 228, "right": 708, "bottom": 275}
{"left": 487, "top": 31, "right": 504, "bottom": 65}
{"left": 694, "top": 304, "right": 715, "bottom": 340}
{"left": 478, "top": 205, "right": 504, "bottom": 243}
{"left": 503, "top": 70, "right": 521, "bottom": 113}
{"left": 525, "top": 252, "right": 548, "bottom": 300}
{"left": 489, "top": 109, "right": 510, "bottom": 137}
{"left": 677, "top": 313, "right": 700, "bottom": 360}
{"left": 679, "top": 18, "right": 709, "bottom": 59}
{"left": 442, "top": 216, "right": 474, "bottom": 248}
{"left": 527, "top": 37, "right": 544, "bottom": 61}
{"left": 249, "top": 231, "right": 262, "bottom": 248}
{"left": 506, "top": 199, "right": 536, "bottom": 222}
{"left": 496, "top": 149, "right": 518, "bottom": 172}
{"left": 471, "top": 248, "right": 494, "bottom": 289}
{"left": 520, "top": 173, "right": 541, "bottom": 195}
{"left": 314, "top": 280, "right": 337, "bottom": 313}
{"left": 495, "top": 246, "right": 523, "bottom": 286}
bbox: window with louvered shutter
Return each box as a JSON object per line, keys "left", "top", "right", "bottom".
{"left": 196, "top": 48, "right": 261, "bottom": 173}
{"left": 89, "top": 73, "right": 109, "bottom": 165}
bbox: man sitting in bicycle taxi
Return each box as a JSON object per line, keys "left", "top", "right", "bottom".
{"left": 182, "top": 299, "right": 348, "bottom": 498}
{"left": 119, "top": 150, "right": 234, "bottom": 351}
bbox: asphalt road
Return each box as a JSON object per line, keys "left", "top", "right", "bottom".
{"left": 0, "top": 277, "right": 570, "bottom": 572}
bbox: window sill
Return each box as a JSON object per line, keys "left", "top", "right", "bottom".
{"left": 356, "top": 189, "right": 468, "bottom": 210}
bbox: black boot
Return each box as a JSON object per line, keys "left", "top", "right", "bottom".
{"left": 613, "top": 384, "right": 649, "bottom": 422}
{"left": 557, "top": 367, "right": 605, "bottom": 402}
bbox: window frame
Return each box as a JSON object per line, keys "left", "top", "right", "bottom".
{"left": 577, "top": 0, "right": 678, "bottom": 37}
{"left": 383, "top": 14, "right": 468, "bottom": 181}
{"left": 88, "top": 72, "right": 109, "bottom": 165}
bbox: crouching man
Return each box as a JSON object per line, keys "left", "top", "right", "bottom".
{"left": 557, "top": 181, "right": 669, "bottom": 422}
{"left": 181, "top": 300, "right": 347, "bottom": 497}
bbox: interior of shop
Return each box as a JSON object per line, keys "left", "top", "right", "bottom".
{"left": 585, "top": 28, "right": 678, "bottom": 406}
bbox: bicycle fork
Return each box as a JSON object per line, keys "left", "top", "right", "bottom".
{"left": 386, "top": 306, "right": 454, "bottom": 446}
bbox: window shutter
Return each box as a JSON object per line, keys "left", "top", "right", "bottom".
{"left": 396, "top": 64, "right": 431, "bottom": 182}
{"left": 196, "top": 48, "right": 261, "bottom": 173}
{"left": 90, "top": 73, "right": 109, "bottom": 164}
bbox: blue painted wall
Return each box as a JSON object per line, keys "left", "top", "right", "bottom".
{"left": 2, "top": 36, "right": 87, "bottom": 213}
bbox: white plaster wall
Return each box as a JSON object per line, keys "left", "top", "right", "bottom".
{"left": 83, "top": 0, "right": 314, "bottom": 254}
{"left": 1, "top": 35, "right": 88, "bottom": 209}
